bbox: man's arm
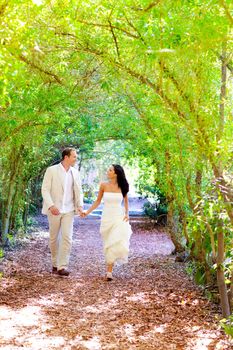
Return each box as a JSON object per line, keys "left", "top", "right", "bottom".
{"left": 41, "top": 167, "right": 54, "bottom": 209}
{"left": 75, "top": 170, "right": 84, "bottom": 209}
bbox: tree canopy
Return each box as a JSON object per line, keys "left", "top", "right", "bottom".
{"left": 0, "top": 0, "right": 233, "bottom": 316}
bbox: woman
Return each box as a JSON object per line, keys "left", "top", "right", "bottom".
{"left": 83, "top": 164, "right": 132, "bottom": 281}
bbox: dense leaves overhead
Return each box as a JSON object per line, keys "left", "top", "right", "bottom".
{"left": 0, "top": 0, "right": 233, "bottom": 316}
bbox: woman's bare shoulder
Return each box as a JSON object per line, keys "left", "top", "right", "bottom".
{"left": 99, "top": 182, "right": 109, "bottom": 190}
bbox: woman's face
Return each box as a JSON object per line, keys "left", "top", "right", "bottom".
{"left": 107, "top": 166, "right": 117, "bottom": 179}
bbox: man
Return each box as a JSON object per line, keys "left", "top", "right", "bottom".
{"left": 41, "top": 147, "right": 83, "bottom": 276}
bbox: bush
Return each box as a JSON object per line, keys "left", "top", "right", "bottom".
{"left": 220, "top": 314, "right": 233, "bottom": 338}
{"left": 143, "top": 199, "right": 168, "bottom": 225}
{"left": 82, "top": 184, "right": 96, "bottom": 204}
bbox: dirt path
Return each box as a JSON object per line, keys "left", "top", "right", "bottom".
{"left": 0, "top": 216, "right": 232, "bottom": 350}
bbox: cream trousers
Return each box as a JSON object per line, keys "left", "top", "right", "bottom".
{"left": 47, "top": 211, "right": 74, "bottom": 270}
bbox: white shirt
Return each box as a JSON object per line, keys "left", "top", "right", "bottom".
{"left": 59, "top": 163, "right": 74, "bottom": 213}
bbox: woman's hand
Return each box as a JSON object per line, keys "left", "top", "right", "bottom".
{"left": 81, "top": 211, "right": 88, "bottom": 218}
{"left": 123, "top": 214, "right": 129, "bottom": 222}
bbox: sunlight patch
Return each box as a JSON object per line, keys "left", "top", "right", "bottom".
{"left": 82, "top": 298, "right": 119, "bottom": 314}
{"left": 83, "top": 305, "right": 102, "bottom": 313}
{"left": 32, "top": 0, "right": 43, "bottom": 5}
{"left": 0, "top": 305, "right": 66, "bottom": 348}
{"left": 126, "top": 292, "right": 149, "bottom": 303}
{"left": 72, "top": 335, "right": 101, "bottom": 350}
{"left": 0, "top": 305, "right": 43, "bottom": 340}
{"left": 138, "top": 323, "right": 168, "bottom": 340}
{"left": 124, "top": 323, "right": 135, "bottom": 337}
{"left": 26, "top": 335, "right": 65, "bottom": 348}
{"left": 185, "top": 328, "right": 227, "bottom": 350}
{"left": 153, "top": 324, "right": 167, "bottom": 333}
{"left": 36, "top": 295, "right": 67, "bottom": 306}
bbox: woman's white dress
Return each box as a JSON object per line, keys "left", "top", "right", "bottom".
{"left": 100, "top": 192, "right": 132, "bottom": 264}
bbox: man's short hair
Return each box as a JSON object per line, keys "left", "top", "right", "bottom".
{"left": 62, "top": 147, "right": 76, "bottom": 160}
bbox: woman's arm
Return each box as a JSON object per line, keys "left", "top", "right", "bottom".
{"left": 123, "top": 194, "right": 129, "bottom": 221}
{"left": 84, "top": 183, "right": 105, "bottom": 216}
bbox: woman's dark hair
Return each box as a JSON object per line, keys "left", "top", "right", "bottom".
{"left": 112, "top": 164, "right": 129, "bottom": 197}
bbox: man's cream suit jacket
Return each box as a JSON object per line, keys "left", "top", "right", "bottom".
{"left": 41, "top": 164, "right": 84, "bottom": 215}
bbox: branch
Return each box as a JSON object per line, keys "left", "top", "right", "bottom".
{"left": 0, "top": 121, "right": 54, "bottom": 145}
{"left": 219, "top": 0, "right": 233, "bottom": 26}
{"left": 76, "top": 19, "right": 140, "bottom": 39}
{"left": 175, "top": 127, "right": 186, "bottom": 177}
{"left": 132, "top": 0, "right": 160, "bottom": 12}
{"left": 0, "top": 1, "right": 8, "bottom": 17}
{"left": 218, "top": 43, "right": 227, "bottom": 141}
{"left": 124, "top": 14, "right": 146, "bottom": 45}
{"left": 77, "top": 42, "right": 189, "bottom": 123}
{"left": 55, "top": 31, "right": 78, "bottom": 39}
{"left": 126, "top": 92, "right": 156, "bottom": 139}
{"left": 158, "top": 60, "right": 197, "bottom": 114}
{"left": 110, "top": 61, "right": 189, "bottom": 124}
{"left": 143, "top": 1, "right": 161, "bottom": 12}
{"left": 108, "top": 19, "right": 120, "bottom": 59}
{"left": 70, "top": 61, "right": 101, "bottom": 95}
{"left": 74, "top": 43, "right": 210, "bottom": 150}
{"left": 157, "top": 60, "right": 213, "bottom": 150}
{"left": 87, "top": 135, "right": 131, "bottom": 142}
{"left": 218, "top": 52, "right": 233, "bottom": 74}
{"left": 18, "top": 55, "right": 62, "bottom": 84}
{"left": 120, "top": 63, "right": 187, "bottom": 121}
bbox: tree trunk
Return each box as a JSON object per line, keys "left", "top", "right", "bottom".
{"left": 164, "top": 150, "right": 184, "bottom": 252}
{"left": 229, "top": 268, "right": 233, "bottom": 312}
{"left": 178, "top": 206, "right": 189, "bottom": 246}
{"left": 212, "top": 44, "right": 233, "bottom": 227}
{"left": 212, "top": 168, "right": 233, "bottom": 227}
{"left": 167, "top": 202, "right": 183, "bottom": 253}
{"left": 1, "top": 178, "right": 16, "bottom": 244}
{"left": 218, "top": 43, "right": 226, "bottom": 142}
{"left": 217, "top": 227, "right": 231, "bottom": 317}
{"left": 0, "top": 147, "right": 22, "bottom": 244}
{"left": 22, "top": 186, "right": 30, "bottom": 233}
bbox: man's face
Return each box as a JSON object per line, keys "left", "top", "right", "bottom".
{"left": 67, "top": 150, "right": 77, "bottom": 166}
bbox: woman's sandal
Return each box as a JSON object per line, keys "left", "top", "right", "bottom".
{"left": 106, "top": 272, "right": 113, "bottom": 281}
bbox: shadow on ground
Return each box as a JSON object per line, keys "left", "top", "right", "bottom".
{"left": 0, "top": 217, "right": 232, "bottom": 350}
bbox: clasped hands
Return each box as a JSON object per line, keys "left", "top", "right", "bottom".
{"left": 77, "top": 208, "right": 129, "bottom": 221}
{"left": 49, "top": 206, "right": 86, "bottom": 217}
{"left": 49, "top": 206, "right": 129, "bottom": 221}
{"left": 76, "top": 207, "right": 88, "bottom": 218}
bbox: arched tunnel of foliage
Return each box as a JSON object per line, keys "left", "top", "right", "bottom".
{"left": 0, "top": 0, "right": 232, "bottom": 317}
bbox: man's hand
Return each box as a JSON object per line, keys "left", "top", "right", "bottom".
{"left": 76, "top": 207, "right": 83, "bottom": 216}
{"left": 49, "top": 206, "right": 60, "bottom": 216}
{"left": 123, "top": 214, "right": 129, "bottom": 222}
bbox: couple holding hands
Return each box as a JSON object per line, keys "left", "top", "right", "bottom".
{"left": 41, "top": 147, "right": 132, "bottom": 281}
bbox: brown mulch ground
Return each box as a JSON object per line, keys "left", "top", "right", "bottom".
{"left": 0, "top": 215, "right": 232, "bottom": 350}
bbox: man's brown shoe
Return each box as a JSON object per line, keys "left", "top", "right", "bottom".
{"left": 106, "top": 272, "right": 113, "bottom": 281}
{"left": 58, "top": 269, "right": 70, "bottom": 276}
{"left": 52, "top": 267, "right": 58, "bottom": 274}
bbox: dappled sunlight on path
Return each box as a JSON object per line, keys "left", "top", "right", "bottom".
{"left": 0, "top": 216, "right": 232, "bottom": 349}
